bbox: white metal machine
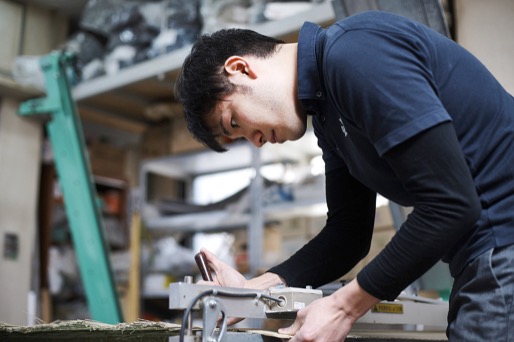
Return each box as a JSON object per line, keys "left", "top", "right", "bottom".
{"left": 168, "top": 253, "right": 449, "bottom": 342}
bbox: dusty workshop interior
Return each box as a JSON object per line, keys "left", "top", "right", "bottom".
{"left": 1, "top": 0, "right": 513, "bottom": 341}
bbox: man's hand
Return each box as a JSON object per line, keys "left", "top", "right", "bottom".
{"left": 199, "top": 247, "right": 285, "bottom": 289}
{"left": 197, "top": 248, "right": 249, "bottom": 326}
{"left": 198, "top": 248, "right": 285, "bottom": 326}
{"left": 278, "top": 279, "right": 379, "bottom": 342}
{"left": 199, "top": 248, "right": 247, "bottom": 288}
{"left": 279, "top": 295, "right": 353, "bottom": 342}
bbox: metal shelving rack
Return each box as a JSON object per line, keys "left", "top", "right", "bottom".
{"left": 71, "top": 0, "right": 335, "bottom": 294}
{"left": 139, "top": 131, "right": 326, "bottom": 272}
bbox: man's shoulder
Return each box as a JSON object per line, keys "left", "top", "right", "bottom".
{"left": 336, "top": 10, "right": 411, "bottom": 27}
{"left": 331, "top": 10, "right": 420, "bottom": 37}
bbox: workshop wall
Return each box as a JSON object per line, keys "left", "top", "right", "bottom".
{"left": 0, "top": 0, "right": 69, "bottom": 326}
{"left": 0, "top": 1, "right": 68, "bottom": 77}
{"left": 0, "top": 98, "right": 43, "bottom": 325}
{"left": 455, "top": 0, "right": 514, "bottom": 94}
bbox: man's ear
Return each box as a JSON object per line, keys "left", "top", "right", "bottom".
{"left": 224, "top": 56, "right": 257, "bottom": 80}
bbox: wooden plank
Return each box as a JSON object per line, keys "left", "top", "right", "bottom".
{"left": 124, "top": 213, "right": 142, "bottom": 322}
{"left": 80, "top": 92, "right": 148, "bottom": 121}
{"left": 37, "top": 164, "right": 56, "bottom": 323}
{"left": 79, "top": 105, "right": 147, "bottom": 134}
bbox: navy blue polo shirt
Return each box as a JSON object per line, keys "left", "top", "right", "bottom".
{"left": 296, "top": 12, "right": 514, "bottom": 283}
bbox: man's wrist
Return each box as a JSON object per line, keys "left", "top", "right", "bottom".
{"left": 332, "top": 278, "right": 380, "bottom": 322}
{"left": 247, "top": 272, "right": 286, "bottom": 290}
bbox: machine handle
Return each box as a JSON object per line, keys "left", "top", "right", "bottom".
{"left": 195, "top": 251, "right": 214, "bottom": 281}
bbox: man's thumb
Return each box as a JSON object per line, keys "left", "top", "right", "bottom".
{"left": 278, "top": 323, "right": 297, "bottom": 336}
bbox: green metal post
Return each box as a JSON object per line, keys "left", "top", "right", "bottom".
{"left": 18, "top": 52, "right": 123, "bottom": 323}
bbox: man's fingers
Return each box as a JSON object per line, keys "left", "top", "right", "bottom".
{"left": 200, "top": 248, "right": 219, "bottom": 271}
{"left": 278, "top": 320, "right": 300, "bottom": 336}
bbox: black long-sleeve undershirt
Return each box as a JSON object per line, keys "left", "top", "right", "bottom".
{"left": 268, "top": 163, "right": 376, "bottom": 288}
{"left": 269, "top": 122, "right": 481, "bottom": 300}
{"left": 359, "top": 122, "right": 481, "bottom": 299}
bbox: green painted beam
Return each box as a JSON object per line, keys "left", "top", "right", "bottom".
{"left": 19, "top": 52, "right": 123, "bottom": 323}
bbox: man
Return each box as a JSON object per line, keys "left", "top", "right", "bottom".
{"left": 174, "top": 10, "right": 514, "bottom": 341}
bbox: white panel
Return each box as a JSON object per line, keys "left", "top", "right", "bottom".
{"left": 0, "top": 1, "right": 23, "bottom": 73}
{"left": 456, "top": 0, "right": 514, "bottom": 94}
{"left": 0, "top": 97, "right": 43, "bottom": 325}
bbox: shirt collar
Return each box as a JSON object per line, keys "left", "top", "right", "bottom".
{"left": 297, "top": 21, "right": 326, "bottom": 104}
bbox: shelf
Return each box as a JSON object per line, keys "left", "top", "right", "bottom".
{"left": 140, "top": 124, "right": 323, "bottom": 232}
{"left": 72, "top": 1, "right": 334, "bottom": 102}
{"left": 146, "top": 210, "right": 251, "bottom": 233}
{"left": 71, "top": 1, "right": 335, "bottom": 129}
{"left": 94, "top": 175, "right": 127, "bottom": 189}
{"left": 142, "top": 289, "right": 169, "bottom": 299}
{"left": 0, "top": 75, "right": 43, "bottom": 100}
{"left": 73, "top": 46, "right": 191, "bottom": 102}
{"left": 145, "top": 193, "right": 326, "bottom": 233}
{"left": 265, "top": 196, "right": 327, "bottom": 220}
{"left": 141, "top": 129, "right": 320, "bottom": 179}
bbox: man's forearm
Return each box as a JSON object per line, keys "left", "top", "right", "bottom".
{"left": 247, "top": 272, "right": 286, "bottom": 290}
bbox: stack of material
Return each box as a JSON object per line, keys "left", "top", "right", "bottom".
{"left": 0, "top": 319, "right": 448, "bottom": 341}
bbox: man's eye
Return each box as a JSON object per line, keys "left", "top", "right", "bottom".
{"left": 231, "top": 119, "right": 238, "bottom": 128}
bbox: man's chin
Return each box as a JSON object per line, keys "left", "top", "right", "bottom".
{"left": 291, "top": 126, "right": 308, "bottom": 141}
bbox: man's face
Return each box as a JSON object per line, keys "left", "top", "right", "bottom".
{"left": 207, "top": 85, "right": 307, "bottom": 148}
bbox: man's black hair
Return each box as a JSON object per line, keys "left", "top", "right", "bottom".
{"left": 174, "top": 28, "right": 284, "bottom": 152}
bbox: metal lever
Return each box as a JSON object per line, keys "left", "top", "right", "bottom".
{"left": 195, "top": 252, "right": 214, "bottom": 282}
{"left": 202, "top": 296, "right": 227, "bottom": 342}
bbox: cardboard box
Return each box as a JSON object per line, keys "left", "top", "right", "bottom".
{"left": 141, "top": 123, "right": 172, "bottom": 159}
{"left": 88, "top": 142, "right": 126, "bottom": 179}
{"left": 170, "top": 117, "right": 205, "bottom": 155}
{"left": 141, "top": 117, "right": 206, "bottom": 158}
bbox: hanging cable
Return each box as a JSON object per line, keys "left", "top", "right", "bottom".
{"left": 178, "top": 289, "right": 282, "bottom": 342}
